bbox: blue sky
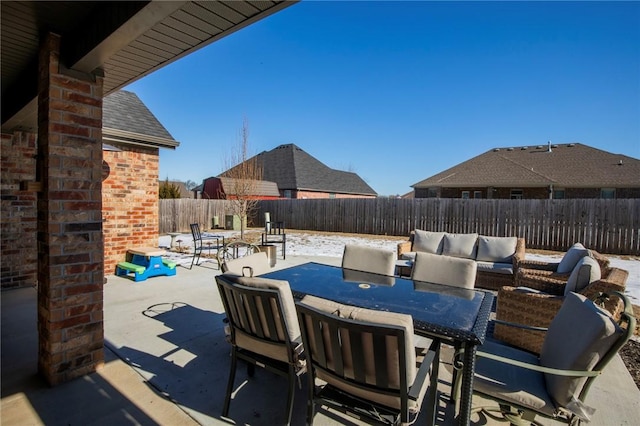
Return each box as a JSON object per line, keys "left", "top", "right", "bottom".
{"left": 126, "top": 1, "right": 640, "bottom": 196}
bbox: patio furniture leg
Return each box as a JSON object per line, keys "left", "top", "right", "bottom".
{"left": 285, "top": 365, "right": 295, "bottom": 426}
{"left": 223, "top": 347, "right": 238, "bottom": 417}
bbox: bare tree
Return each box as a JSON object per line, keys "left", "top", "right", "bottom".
{"left": 220, "top": 118, "right": 263, "bottom": 240}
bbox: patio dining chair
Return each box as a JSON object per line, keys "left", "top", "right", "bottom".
{"left": 189, "top": 223, "right": 222, "bottom": 269}
{"left": 341, "top": 244, "right": 396, "bottom": 277}
{"left": 465, "top": 291, "right": 635, "bottom": 426}
{"left": 220, "top": 251, "right": 270, "bottom": 276}
{"left": 215, "top": 274, "right": 306, "bottom": 425}
{"left": 410, "top": 252, "right": 477, "bottom": 289}
{"left": 262, "top": 220, "right": 287, "bottom": 259}
{"left": 296, "top": 295, "right": 440, "bottom": 425}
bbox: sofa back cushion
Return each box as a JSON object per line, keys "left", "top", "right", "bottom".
{"left": 476, "top": 236, "right": 518, "bottom": 263}
{"left": 556, "top": 243, "right": 589, "bottom": 273}
{"left": 442, "top": 233, "right": 478, "bottom": 259}
{"left": 413, "top": 230, "right": 445, "bottom": 254}
{"left": 564, "top": 256, "right": 602, "bottom": 296}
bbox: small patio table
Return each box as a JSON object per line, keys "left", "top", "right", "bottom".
{"left": 261, "top": 262, "right": 493, "bottom": 426}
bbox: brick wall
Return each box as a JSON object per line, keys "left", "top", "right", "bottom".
{"left": 0, "top": 131, "right": 38, "bottom": 289}
{"left": 102, "top": 144, "right": 159, "bottom": 273}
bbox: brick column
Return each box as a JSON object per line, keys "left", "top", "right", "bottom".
{"left": 37, "top": 33, "right": 105, "bottom": 384}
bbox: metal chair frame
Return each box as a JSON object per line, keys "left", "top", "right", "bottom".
{"left": 189, "top": 223, "right": 224, "bottom": 269}
{"left": 262, "top": 221, "right": 286, "bottom": 259}
{"left": 216, "top": 275, "right": 305, "bottom": 425}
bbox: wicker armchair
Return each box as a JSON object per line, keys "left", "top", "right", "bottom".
{"left": 494, "top": 265, "right": 629, "bottom": 354}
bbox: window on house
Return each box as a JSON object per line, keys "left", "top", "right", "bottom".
{"left": 510, "top": 189, "right": 523, "bottom": 199}
{"left": 283, "top": 190, "right": 292, "bottom": 199}
{"left": 461, "top": 191, "right": 470, "bottom": 199}
{"left": 553, "top": 189, "right": 565, "bottom": 199}
{"left": 474, "top": 191, "right": 482, "bottom": 199}
{"left": 427, "top": 188, "right": 438, "bottom": 198}
{"left": 601, "top": 188, "right": 616, "bottom": 199}
{"left": 329, "top": 193, "right": 336, "bottom": 199}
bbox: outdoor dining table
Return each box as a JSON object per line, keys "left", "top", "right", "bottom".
{"left": 261, "top": 262, "right": 494, "bottom": 426}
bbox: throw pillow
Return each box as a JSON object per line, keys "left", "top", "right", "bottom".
{"left": 442, "top": 233, "right": 478, "bottom": 259}
{"left": 476, "top": 236, "right": 518, "bottom": 263}
{"left": 556, "top": 243, "right": 589, "bottom": 273}
{"left": 413, "top": 230, "right": 445, "bottom": 254}
{"left": 564, "top": 256, "right": 602, "bottom": 296}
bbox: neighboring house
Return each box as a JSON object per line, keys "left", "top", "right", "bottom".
{"left": 222, "top": 143, "right": 377, "bottom": 199}
{"left": 159, "top": 180, "right": 193, "bottom": 198}
{"left": 201, "top": 176, "right": 281, "bottom": 200}
{"left": 413, "top": 143, "right": 640, "bottom": 199}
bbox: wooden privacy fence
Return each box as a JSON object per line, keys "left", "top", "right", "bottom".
{"left": 160, "top": 198, "right": 640, "bottom": 254}
{"left": 256, "top": 198, "right": 640, "bottom": 255}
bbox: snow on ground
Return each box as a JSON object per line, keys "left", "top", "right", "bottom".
{"left": 159, "top": 230, "right": 640, "bottom": 304}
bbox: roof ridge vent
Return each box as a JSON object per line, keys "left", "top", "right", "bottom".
{"left": 493, "top": 148, "right": 500, "bottom": 152}
{"left": 521, "top": 146, "right": 528, "bottom": 150}
{"left": 547, "top": 141, "right": 552, "bottom": 153}
{"left": 507, "top": 147, "right": 514, "bottom": 151}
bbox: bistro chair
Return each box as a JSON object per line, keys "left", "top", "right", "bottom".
{"left": 215, "top": 274, "right": 306, "bottom": 426}
{"left": 220, "top": 251, "right": 271, "bottom": 276}
{"left": 410, "top": 252, "right": 477, "bottom": 289}
{"left": 466, "top": 291, "right": 635, "bottom": 425}
{"left": 262, "top": 220, "right": 287, "bottom": 259}
{"left": 341, "top": 244, "right": 396, "bottom": 277}
{"left": 296, "top": 295, "right": 440, "bottom": 426}
{"left": 189, "top": 223, "right": 223, "bottom": 269}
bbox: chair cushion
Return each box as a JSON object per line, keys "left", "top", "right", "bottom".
{"left": 413, "top": 230, "right": 445, "bottom": 254}
{"left": 221, "top": 252, "right": 270, "bottom": 276}
{"left": 564, "top": 256, "right": 602, "bottom": 296}
{"left": 540, "top": 292, "right": 622, "bottom": 408}
{"left": 225, "top": 275, "right": 301, "bottom": 343}
{"left": 475, "top": 339, "right": 557, "bottom": 417}
{"left": 342, "top": 244, "right": 396, "bottom": 276}
{"left": 300, "top": 295, "right": 418, "bottom": 411}
{"left": 442, "top": 233, "right": 478, "bottom": 259}
{"left": 556, "top": 243, "right": 589, "bottom": 273}
{"left": 476, "top": 236, "right": 517, "bottom": 263}
{"left": 401, "top": 252, "right": 417, "bottom": 261}
{"left": 476, "top": 261, "right": 514, "bottom": 275}
{"left": 411, "top": 252, "right": 477, "bottom": 289}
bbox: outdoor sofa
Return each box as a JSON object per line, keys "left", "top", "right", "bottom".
{"left": 397, "top": 230, "right": 526, "bottom": 291}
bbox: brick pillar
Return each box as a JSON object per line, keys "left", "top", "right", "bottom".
{"left": 37, "top": 33, "right": 105, "bottom": 385}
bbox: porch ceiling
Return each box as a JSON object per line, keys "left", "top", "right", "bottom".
{"left": 1, "top": 0, "right": 296, "bottom": 133}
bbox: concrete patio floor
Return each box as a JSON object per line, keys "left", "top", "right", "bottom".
{"left": 2, "top": 254, "right": 639, "bottom": 425}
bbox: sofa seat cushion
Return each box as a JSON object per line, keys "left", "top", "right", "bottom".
{"left": 476, "top": 261, "right": 514, "bottom": 275}
{"left": 476, "top": 236, "right": 517, "bottom": 263}
{"left": 413, "top": 230, "right": 445, "bottom": 254}
{"left": 442, "top": 233, "right": 478, "bottom": 259}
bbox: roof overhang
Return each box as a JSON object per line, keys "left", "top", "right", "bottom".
{"left": 102, "top": 127, "right": 180, "bottom": 150}
{"left": 1, "top": 1, "right": 297, "bottom": 133}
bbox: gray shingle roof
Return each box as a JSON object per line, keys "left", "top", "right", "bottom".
{"left": 413, "top": 143, "right": 640, "bottom": 188}
{"left": 103, "top": 90, "right": 179, "bottom": 149}
{"left": 251, "top": 144, "right": 377, "bottom": 196}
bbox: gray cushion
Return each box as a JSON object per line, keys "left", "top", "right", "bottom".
{"left": 540, "top": 292, "right": 622, "bottom": 408}
{"left": 476, "top": 236, "right": 517, "bottom": 263}
{"left": 564, "top": 256, "right": 602, "bottom": 296}
{"left": 226, "top": 275, "right": 301, "bottom": 343}
{"left": 475, "top": 339, "right": 557, "bottom": 417}
{"left": 342, "top": 244, "right": 396, "bottom": 276}
{"left": 413, "top": 230, "right": 445, "bottom": 254}
{"left": 556, "top": 243, "right": 589, "bottom": 273}
{"left": 476, "top": 261, "right": 513, "bottom": 275}
{"left": 411, "top": 252, "right": 477, "bottom": 289}
{"left": 442, "top": 233, "right": 478, "bottom": 259}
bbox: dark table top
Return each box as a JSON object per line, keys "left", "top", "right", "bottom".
{"left": 261, "top": 262, "right": 494, "bottom": 345}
